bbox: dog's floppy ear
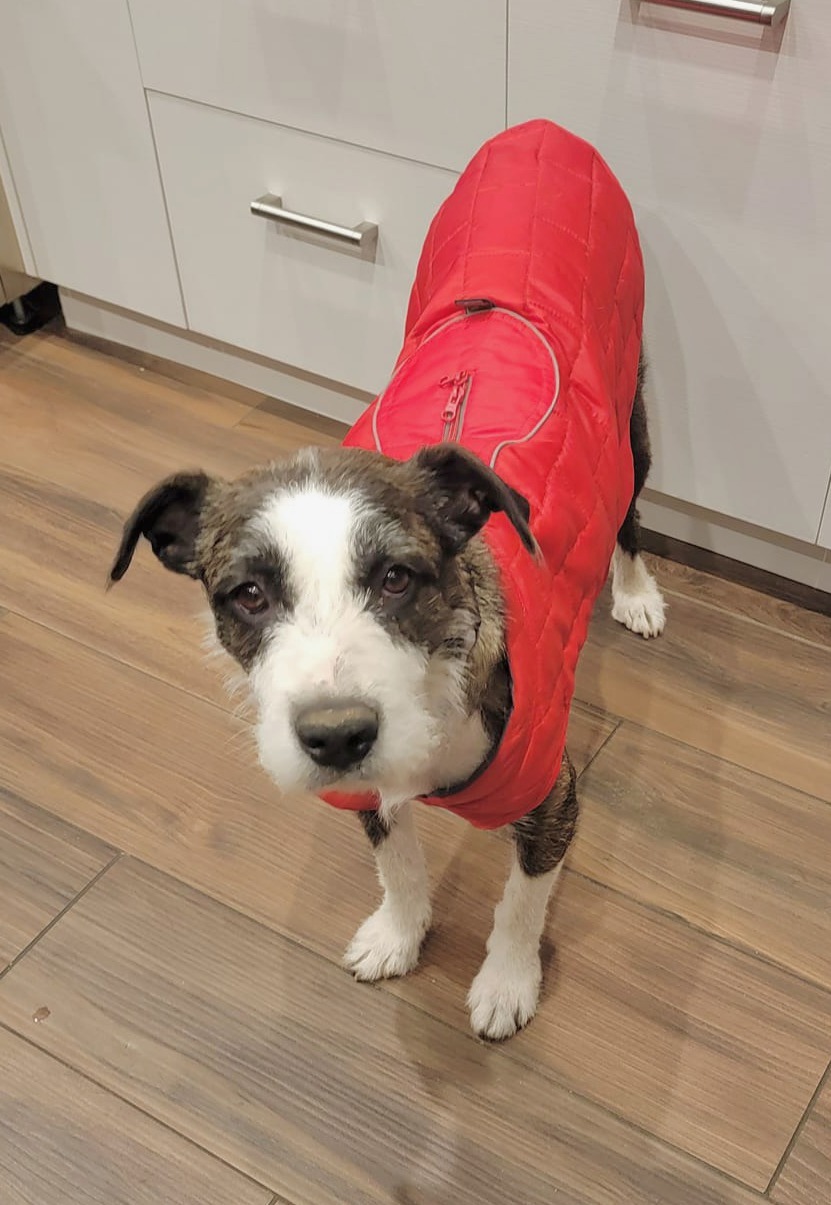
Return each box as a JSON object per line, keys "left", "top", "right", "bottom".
{"left": 109, "top": 471, "right": 214, "bottom": 584}
{"left": 415, "top": 443, "right": 538, "bottom": 557}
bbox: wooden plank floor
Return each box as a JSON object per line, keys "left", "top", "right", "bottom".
{"left": 0, "top": 323, "right": 829, "bottom": 1203}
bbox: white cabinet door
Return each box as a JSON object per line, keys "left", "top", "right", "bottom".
{"left": 0, "top": 2, "right": 184, "bottom": 326}
{"left": 509, "top": 0, "right": 831, "bottom": 544}
{"left": 150, "top": 93, "right": 457, "bottom": 394}
{"left": 128, "top": 0, "right": 506, "bottom": 172}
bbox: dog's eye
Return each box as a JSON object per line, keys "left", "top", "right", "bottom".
{"left": 232, "top": 582, "right": 268, "bottom": 616}
{"left": 382, "top": 565, "right": 412, "bottom": 598}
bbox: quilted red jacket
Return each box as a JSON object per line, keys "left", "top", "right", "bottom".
{"left": 323, "top": 119, "right": 644, "bottom": 828}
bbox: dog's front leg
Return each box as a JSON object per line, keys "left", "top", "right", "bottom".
{"left": 468, "top": 752, "right": 578, "bottom": 1040}
{"left": 344, "top": 801, "right": 432, "bottom": 982}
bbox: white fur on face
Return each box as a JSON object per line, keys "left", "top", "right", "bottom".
{"left": 247, "top": 485, "right": 479, "bottom": 806}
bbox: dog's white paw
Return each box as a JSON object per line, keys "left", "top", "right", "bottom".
{"left": 611, "top": 582, "right": 666, "bottom": 639}
{"left": 344, "top": 905, "right": 430, "bottom": 982}
{"left": 467, "top": 952, "right": 542, "bottom": 1041}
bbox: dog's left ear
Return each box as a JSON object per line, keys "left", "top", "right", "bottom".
{"left": 109, "top": 470, "right": 215, "bottom": 585}
{"left": 415, "top": 443, "right": 538, "bottom": 557}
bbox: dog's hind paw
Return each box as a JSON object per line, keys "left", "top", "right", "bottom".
{"left": 611, "top": 584, "right": 666, "bottom": 639}
{"left": 344, "top": 904, "right": 430, "bottom": 982}
{"left": 610, "top": 549, "right": 667, "bottom": 639}
{"left": 467, "top": 953, "right": 542, "bottom": 1041}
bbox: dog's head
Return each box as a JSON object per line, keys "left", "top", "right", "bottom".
{"left": 110, "top": 444, "right": 535, "bottom": 804}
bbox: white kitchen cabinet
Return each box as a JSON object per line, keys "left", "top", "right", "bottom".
{"left": 509, "top": 0, "right": 831, "bottom": 545}
{"left": 0, "top": 1, "right": 184, "bottom": 326}
{"left": 0, "top": 0, "right": 826, "bottom": 582}
{"left": 149, "top": 93, "right": 457, "bottom": 393}
{"left": 128, "top": 0, "right": 506, "bottom": 172}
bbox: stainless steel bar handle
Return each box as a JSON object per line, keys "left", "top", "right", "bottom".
{"left": 250, "top": 194, "right": 378, "bottom": 253}
{"left": 644, "top": 0, "right": 790, "bottom": 25}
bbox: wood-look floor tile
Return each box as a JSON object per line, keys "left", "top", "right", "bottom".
{"left": 0, "top": 615, "right": 826, "bottom": 1187}
{"left": 0, "top": 330, "right": 325, "bottom": 517}
{"left": 572, "top": 722, "right": 831, "bottom": 988}
{"left": 0, "top": 324, "right": 254, "bottom": 428}
{"left": 772, "top": 1072, "right": 831, "bottom": 1203}
{"left": 0, "top": 465, "right": 229, "bottom": 707}
{"left": 0, "top": 1025, "right": 272, "bottom": 1205}
{"left": 0, "top": 858, "right": 763, "bottom": 1205}
{"left": 0, "top": 610, "right": 411, "bottom": 957}
{"left": 0, "top": 788, "right": 115, "bottom": 970}
{"left": 574, "top": 585, "right": 831, "bottom": 803}
{"left": 3, "top": 326, "right": 829, "bottom": 1198}
{"left": 389, "top": 866, "right": 831, "bottom": 1189}
{"left": 644, "top": 554, "right": 831, "bottom": 649}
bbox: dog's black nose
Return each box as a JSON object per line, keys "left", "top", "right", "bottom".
{"left": 294, "top": 701, "right": 379, "bottom": 770}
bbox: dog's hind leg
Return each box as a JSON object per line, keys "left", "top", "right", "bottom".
{"left": 467, "top": 752, "right": 577, "bottom": 1041}
{"left": 344, "top": 802, "right": 432, "bottom": 981}
{"left": 611, "top": 348, "right": 667, "bottom": 638}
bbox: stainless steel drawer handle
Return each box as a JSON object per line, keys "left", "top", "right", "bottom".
{"left": 644, "top": 0, "right": 790, "bottom": 25}
{"left": 250, "top": 194, "right": 378, "bottom": 253}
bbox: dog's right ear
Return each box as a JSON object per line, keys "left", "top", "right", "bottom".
{"left": 109, "top": 471, "right": 214, "bottom": 584}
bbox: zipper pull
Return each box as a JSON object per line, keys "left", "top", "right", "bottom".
{"left": 440, "top": 373, "right": 468, "bottom": 422}
{"left": 442, "top": 394, "right": 460, "bottom": 422}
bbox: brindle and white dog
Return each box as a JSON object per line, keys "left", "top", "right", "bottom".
{"left": 110, "top": 376, "right": 665, "bottom": 1041}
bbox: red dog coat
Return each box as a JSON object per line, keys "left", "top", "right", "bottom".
{"left": 323, "top": 119, "right": 644, "bottom": 828}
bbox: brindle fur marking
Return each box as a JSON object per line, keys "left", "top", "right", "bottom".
{"left": 511, "top": 750, "right": 578, "bottom": 877}
{"left": 359, "top": 808, "right": 390, "bottom": 849}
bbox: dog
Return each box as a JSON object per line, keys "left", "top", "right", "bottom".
{"left": 110, "top": 121, "right": 666, "bottom": 1040}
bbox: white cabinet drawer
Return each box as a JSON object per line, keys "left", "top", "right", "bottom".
{"left": 149, "top": 93, "right": 457, "bottom": 393}
{"left": 129, "top": 0, "right": 506, "bottom": 172}
{"left": 0, "top": 1, "right": 184, "bottom": 327}
{"left": 509, "top": 0, "right": 831, "bottom": 544}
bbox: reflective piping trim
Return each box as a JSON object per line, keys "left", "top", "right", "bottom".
{"left": 487, "top": 308, "right": 561, "bottom": 469}
{"left": 370, "top": 307, "right": 561, "bottom": 460}
{"left": 371, "top": 312, "right": 468, "bottom": 453}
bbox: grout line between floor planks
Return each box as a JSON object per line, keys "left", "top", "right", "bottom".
{"left": 0, "top": 1019, "right": 278, "bottom": 1201}
{"left": 658, "top": 584, "right": 831, "bottom": 653}
{"left": 0, "top": 603, "right": 246, "bottom": 725}
{"left": 765, "top": 1056, "right": 831, "bottom": 1197}
{"left": 577, "top": 709, "right": 831, "bottom": 813}
{"left": 568, "top": 865, "right": 831, "bottom": 1002}
{"left": 575, "top": 716, "right": 623, "bottom": 780}
{"left": 0, "top": 851, "right": 124, "bottom": 985}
